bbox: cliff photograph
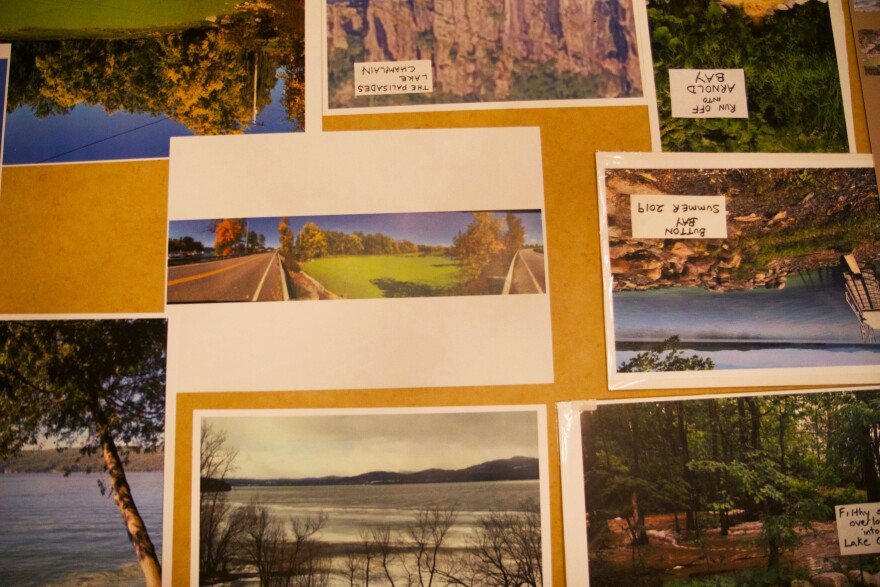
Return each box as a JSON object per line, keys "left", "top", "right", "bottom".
{"left": 325, "top": 0, "right": 644, "bottom": 109}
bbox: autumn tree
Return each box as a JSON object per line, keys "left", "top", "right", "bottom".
{"left": 452, "top": 213, "right": 505, "bottom": 277}
{"left": 278, "top": 216, "right": 295, "bottom": 263}
{"left": 296, "top": 222, "right": 328, "bottom": 261}
{"left": 212, "top": 218, "right": 244, "bottom": 256}
{"left": 503, "top": 213, "right": 526, "bottom": 260}
{"left": 0, "top": 319, "right": 167, "bottom": 587}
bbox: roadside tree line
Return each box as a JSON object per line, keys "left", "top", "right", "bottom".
{"left": 200, "top": 425, "right": 542, "bottom": 587}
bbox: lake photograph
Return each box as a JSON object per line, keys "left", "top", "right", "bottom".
{"left": 196, "top": 407, "right": 549, "bottom": 586}
{"left": 0, "top": 319, "right": 168, "bottom": 586}
{"left": 325, "top": 0, "right": 643, "bottom": 109}
{"left": 578, "top": 388, "right": 880, "bottom": 586}
{"left": 602, "top": 163, "right": 880, "bottom": 373}
{"left": 167, "top": 210, "right": 546, "bottom": 303}
{"left": 0, "top": 0, "right": 304, "bottom": 164}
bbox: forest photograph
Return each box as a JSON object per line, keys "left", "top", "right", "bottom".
{"left": 0, "top": 0, "right": 304, "bottom": 165}
{"left": 647, "top": 0, "right": 849, "bottom": 152}
{"left": 579, "top": 389, "right": 880, "bottom": 586}
{"left": 167, "top": 210, "right": 546, "bottom": 303}
{"left": 603, "top": 161, "right": 880, "bottom": 374}
{"left": 325, "top": 0, "right": 643, "bottom": 109}
{"left": 0, "top": 319, "right": 167, "bottom": 587}
{"left": 195, "top": 408, "right": 548, "bottom": 586}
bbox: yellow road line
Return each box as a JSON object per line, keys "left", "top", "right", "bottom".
{"left": 167, "top": 257, "right": 257, "bottom": 287}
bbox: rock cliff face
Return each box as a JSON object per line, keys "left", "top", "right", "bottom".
{"left": 604, "top": 168, "right": 880, "bottom": 293}
{"left": 327, "top": 0, "right": 642, "bottom": 105}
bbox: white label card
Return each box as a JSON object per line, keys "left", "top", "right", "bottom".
{"left": 669, "top": 68, "right": 748, "bottom": 118}
{"left": 835, "top": 503, "right": 880, "bottom": 555}
{"left": 630, "top": 194, "right": 727, "bottom": 239}
{"left": 354, "top": 60, "right": 433, "bottom": 96}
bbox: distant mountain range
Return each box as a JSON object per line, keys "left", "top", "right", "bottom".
{"left": 225, "top": 456, "right": 538, "bottom": 488}
{"left": 1, "top": 447, "right": 163, "bottom": 474}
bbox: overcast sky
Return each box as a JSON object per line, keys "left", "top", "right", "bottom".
{"left": 203, "top": 410, "right": 540, "bottom": 479}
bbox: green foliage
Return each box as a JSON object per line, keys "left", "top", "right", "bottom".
{"left": 618, "top": 335, "right": 715, "bottom": 372}
{"left": 649, "top": 0, "right": 848, "bottom": 152}
{"left": 509, "top": 60, "right": 602, "bottom": 101}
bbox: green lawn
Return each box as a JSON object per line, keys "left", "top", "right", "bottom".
{"left": 302, "top": 254, "right": 468, "bottom": 299}
{"left": 0, "top": 0, "right": 239, "bottom": 37}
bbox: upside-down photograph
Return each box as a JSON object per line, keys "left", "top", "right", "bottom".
{"left": 1, "top": 0, "right": 304, "bottom": 164}
{"left": 193, "top": 406, "right": 550, "bottom": 586}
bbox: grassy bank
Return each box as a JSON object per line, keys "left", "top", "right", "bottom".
{"left": 0, "top": 0, "right": 239, "bottom": 38}
{"left": 302, "top": 254, "right": 466, "bottom": 299}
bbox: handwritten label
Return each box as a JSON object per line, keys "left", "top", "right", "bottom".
{"left": 354, "top": 60, "right": 433, "bottom": 97}
{"left": 669, "top": 69, "right": 748, "bottom": 119}
{"left": 630, "top": 195, "right": 727, "bottom": 239}
{"left": 836, "top": 503, "right": 880, "bottom": 555}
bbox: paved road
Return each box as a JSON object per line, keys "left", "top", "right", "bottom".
{"left": 167, "top": 251, "right": 285, "bottom": 303}
{"left": 509, "top": 248, "right": 546, "bottom": 294}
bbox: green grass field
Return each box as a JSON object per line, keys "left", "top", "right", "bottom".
{"left": 302, "top": 254, "right": 468, "bottom": 299}
{"left": 0, "top": 0, "right": 239, "bottom": 37}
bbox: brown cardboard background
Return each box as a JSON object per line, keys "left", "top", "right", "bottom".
{"left": 0, "top": 8, "right": 874, "bottom": 584}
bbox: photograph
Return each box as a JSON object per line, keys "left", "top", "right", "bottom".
{"left": 646, "top": 0, "right": 851, "bottom": 152}
{"left": 167, "top": 211, "right": 545, "bottom": 303}
{"left": 323, "top": 0, "right": 645, "bottom": 112}
{"left": 0, "top": 318, "right": 167, "bottom": 587}
{"left": 559, "top": 388, "right": 880, "bottom": 587}
{"left": 0, "top": 0, "right": 304, "bottom": 165}
{"left": 193, "top": 407, "right": 551, "bottom": 586}
{"left": 164, "top": 128, "right": 553, "bottom": 394}
{"left": 860, "top": 30, "right": 880, "bottom": 76}
{"left": 856, "top": 0, "right": 880, "bottom": 11}
{"left": 598, "top": 153, "right": 880, "bottom": 389}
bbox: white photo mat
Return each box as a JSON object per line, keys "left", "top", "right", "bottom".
{"left": 597, "top": 151, "right": 880, "bottom": 390}
{"left": 190, "top": 404, "right": 554, "bottom": 587}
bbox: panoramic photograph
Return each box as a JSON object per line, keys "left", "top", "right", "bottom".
{"left": 167, "top": 210, "right": 546, "bottom": 303}
{"left": 0, "top": 0, "right": 304, "bottom": 164}
{"left": 603, "top": 163, "right": 880, "bottom": 372}
{"left": 576, "top": 389, "right": 880, "bottom": 586}
{"left": 648, "top": 0, "right": 849, "bottom": 152}
{"left": 195, "top": 408, "right": 548, "bottom": 586}
{"left": 324, "top": 0, "right": 643, "bottom": 110}
{"left": 0, "top": 319, "right": 167, "bottom": 586}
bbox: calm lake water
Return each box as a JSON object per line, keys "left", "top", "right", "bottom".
{"left": 225, "top": 480, "right": 540, "bottom": 548}
{"left": 3, "top": 66, "right": 297, "bottom": 165}
{"left": 0, "top": 471, "right": 163, "bottom": 586}
{"left": 614, "top": 267, "right": 880, "bottom": 369}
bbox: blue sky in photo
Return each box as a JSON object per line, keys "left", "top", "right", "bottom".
{"left": 2, "top": 67, "right": 297, "bottom": 165}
